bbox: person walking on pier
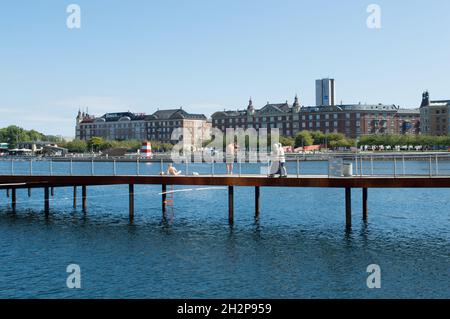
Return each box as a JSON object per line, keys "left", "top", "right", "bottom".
{"left": 278, "top": 143, "right": 287, "bottom": 178}
{"left": 226, "top": 142, "right": 236, "bottom": 174}
{"left": 269, "top": 143, "right": 280, "bottom": 178}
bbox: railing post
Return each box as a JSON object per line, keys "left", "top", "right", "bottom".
{"left": 370, "top": 156, "right": 374, "bottom": 176}
{"left": 360, "top": 155, "right": 363, "bottom": 177}
{"left": 70, "top": 158, "right": 73, "bottom": 176}
{"left": 30, "top": 158, "right": 33, "bottom": 175}
{"left": 211, "top": 160, "right": 215, "bottom": 176}
{"left": 402, "top": 154, "right": 405, "bottom": 176}
{"left": 160, "top": 159, "right": 163, "bottom": 175}
{"left": 91, "top": 159, "right": 94, "bottom": 176}
{"left": 136, "top": 157, "right": 140, "bottom": 176}
{"left": 185, "top": 158, "right": 188, "bottom": 176}
{"left": 49, "top": 158, "right": 53, "bottom": 176}
{"left": 113, "top": 159, "right": 117, "bottom": 176}
{"left": 238, "top": 158, "right": 241, "bottom": 177}
{"left": 429, "top": 155, "right": 432, "bottom": 177}
{"left": 297, "top": 157, "right": 300, "bottom": 178}
{"left": 393, "top": 156, "right": 397, "bottom": 178}
{"left": 435, "top": 154, "right": 439, "bottom": 176}
{"left": 11, "top": 158, "right": 14, "bottom": 175}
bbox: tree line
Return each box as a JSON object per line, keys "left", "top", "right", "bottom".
{"left": 358, "top": 134, "right": 450, "bottom": 147}
{"left": 0, "top": 125, "right": 64, "bottom": 148}
{"left": 60, "top": 137, "right": 173, "bottom": 153}
{"left": 279, "top": 130, "right": 355, "bottom": 149}
{"left": 2, "top": 125, "right": 449, "bottom": 153}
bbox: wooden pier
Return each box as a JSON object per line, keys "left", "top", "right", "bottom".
{"left": 1, "top": 174, "right": 450, "bottom": 227}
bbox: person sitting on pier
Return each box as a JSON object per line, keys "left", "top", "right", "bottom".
{"left": 167, "top": 163, "right": 181, "bottom": 176}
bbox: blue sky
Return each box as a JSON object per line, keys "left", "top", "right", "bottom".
{"left": 1, "top": 0, "right": 449, "bottom": 137}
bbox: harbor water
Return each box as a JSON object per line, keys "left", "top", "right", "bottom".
{"left": 0, "top": 160, "right": 449, "bottom": 298}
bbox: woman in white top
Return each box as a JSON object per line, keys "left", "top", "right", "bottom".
{"left": 226, "top": 143, "right": 235, "bottom": 174}
{"left": 269, "top": 143, "right": 280, "bottom": 177}
{"left": 278, "top": 143, "right": 287, "bottom": 177}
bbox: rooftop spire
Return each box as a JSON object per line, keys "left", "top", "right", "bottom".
{"left": 293, "top": 94, "right": 300, "bottom": 107}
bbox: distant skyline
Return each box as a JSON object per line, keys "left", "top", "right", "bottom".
{"left": 1, "top": 0, "right": 450, "bottom": 137}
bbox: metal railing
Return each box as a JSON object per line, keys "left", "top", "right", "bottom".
{"left": 1, "top": 153, "right": 450, "bottom": 178}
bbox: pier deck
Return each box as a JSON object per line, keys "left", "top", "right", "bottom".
{"left": 1, "top": 174, "right": 450, "bottom": 227}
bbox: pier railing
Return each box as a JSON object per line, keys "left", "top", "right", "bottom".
{"left": 0, "top": 153, "right": 450, "bottom": 177}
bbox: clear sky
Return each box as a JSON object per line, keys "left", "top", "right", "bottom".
{"left": 1, "top": 0, "right": 449, "bottom": 137}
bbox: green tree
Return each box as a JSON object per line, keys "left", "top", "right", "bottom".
{"left": 311, "top": 130, "right": 325, "bottom": 145}
{"left": 64, "top": 139, "right": 87, "bottom": 153}
{"left": 280, "top": 136, "right": 295, "bottom": 147}
{"left": 87, "top": 137, "right": 104, "bottom": 152}
{"left": 295, "top": 130, "right": 314, "bottom": 148}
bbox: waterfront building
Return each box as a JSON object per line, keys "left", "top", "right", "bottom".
{"left": 145, "top": 108, "right": 210, "bottom": 144}
{"left": 316, "top": 78, "right": 335, "bottom": 106}
{"left": 419, "top": 91, "right": 450, "bottom": 135}
{"left": 212, "top": 81, "right": 420, "bottom": 139}
{"left": 212, "top": 97, "right": 300, "bottom": 137}
{"left": 76, "top": 111, "right": 147, "bottom": 141}
{"left": 75, "top": 108, "right": 210, "bottom": 144}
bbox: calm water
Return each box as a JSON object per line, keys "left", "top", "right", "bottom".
{"left": 0, "top": 160, "right": 449, "bottom": 298}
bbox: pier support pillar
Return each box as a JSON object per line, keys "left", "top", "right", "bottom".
{"left": 129, "top": 184, "right": 134, "bottom": 222}
{"left": 362, "top": 188, "right": 368, "bottom": 221}
{"left": 228, "top": 186, "right": 234, "bottom": 225}
{"left": 6, "top": 189, "right": 9, "bottom": 198}
{"left": 345, "top": 187, "right": 352, "bottom": 228}
{"left": 11, "top": 188, "right": 16, "bottom": 211}
{"left": 51, "top": 187, "right": 54, "bottom": 197}
{"left": 162, "top": 184, "right": 167, "bottom": 217}
{"left": 255, "top": 186, "right": 260, "bottom": 219}
{"left": 82, "top": 186, "right": 87, "bottom": 212}
{"left": 28, "top": 188, "right": 31, "bottom": 197}
{"left": 44, "top": 187, "right": 50, "bottom": 215}
{"left": 73, "top": 186, "right": 77, "bottom": 208}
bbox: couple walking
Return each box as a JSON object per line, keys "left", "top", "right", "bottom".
{"left": 269, "top": 143, "right": 287, "bottom": 178}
